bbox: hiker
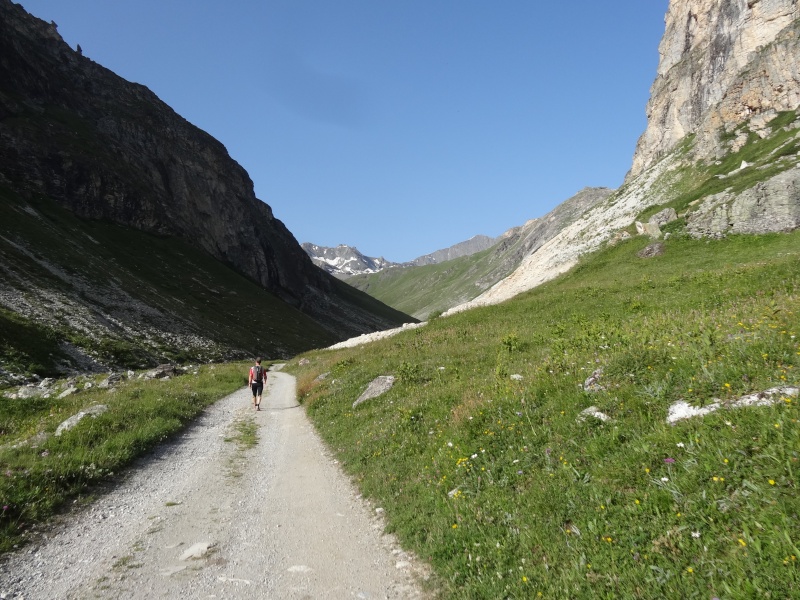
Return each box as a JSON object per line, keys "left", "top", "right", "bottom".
{"left": 248, "top": 357, "right": 267, "bottom": 410}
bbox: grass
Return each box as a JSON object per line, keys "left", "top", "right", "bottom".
{"left": 224, "top": 414, "right": 260, "bottom": 478}
{"left": 0, "top": 360, "right": 251, "bottom": 552}
{"left": 347, "top": 246, "right": 512, "bottom": 320}
{"left": 287, "top": 230, "right": 800, "bottom": 599}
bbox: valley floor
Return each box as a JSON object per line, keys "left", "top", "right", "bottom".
{"left": 0, "top": 369, "right": 427, "bottom": 599}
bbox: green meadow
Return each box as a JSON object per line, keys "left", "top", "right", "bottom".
{"left": 288, "top": 231, "right": 800, "bottom": 599}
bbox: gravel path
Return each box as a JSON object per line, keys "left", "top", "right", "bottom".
{"left": 0, "top": 368, "right": 427, "bottom": 599}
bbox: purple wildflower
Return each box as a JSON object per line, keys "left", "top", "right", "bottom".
{"left": 664, "top": 458, "right": 676, "bottom": 464}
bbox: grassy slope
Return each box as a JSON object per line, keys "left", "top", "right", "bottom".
{"left": 347, "top": 245, "right": 511, "bottom": 320}
{"left": 288, "top": 230, "right": 800, "bottom": 599}
{"left": 0, "top": 187, "right": 337, "bottom": 375}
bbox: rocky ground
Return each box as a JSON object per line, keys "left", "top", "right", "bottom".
{"left": 0, "top": 367, "right": 428, "bottom": 599}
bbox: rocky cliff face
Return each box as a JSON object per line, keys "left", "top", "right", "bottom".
{"left": 631, "top": 0, "right": 800, "bottom": 174}
{"left": 0, "top": 0, "right": 409, "bottom": 343}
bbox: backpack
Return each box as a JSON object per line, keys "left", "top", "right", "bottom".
{"left": 252, "top": 365, "right": 264, "bottom": 383}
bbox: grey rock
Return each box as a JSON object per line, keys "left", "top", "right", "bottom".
{"left": 583, "top": 368, "right": 605, "bottom": 393}
{"left": 577, "top": 406, "right": 612, "bottom": 423}
{"left": 13, "top": 386, "right": 43, "bottom": 399}
{"left": 38, "top": 378, "right": 55, "bottom": 389}
{"left": 55, "top": 404, "right": 108, "bottom": 436}
{"left": 179, "top": 541, "right": 214, "bottom": 561}
{"left": 637, "top": 242, "right": 665, "bottom": 259}
{"left": 687, "top": 166, "right": 800, "bottom": 237}
{"left": 98, "top": 372, "right": 124, "bottom": 389}
{"left": 353, "top": 376, "right": 396, "bottom": 408}
{"left": 635, "top": 221, "right": 662, "bottom": 239}
{"left": 57, "top": 386, "right": 79, "bottom": 399}
{"left": 648, "top": 208, "right": 678, "bottom": 227}
{"left": 143, "top": 364, "right": 178, "bottom": 380}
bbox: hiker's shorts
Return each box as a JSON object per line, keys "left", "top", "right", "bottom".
{"left": 251, "top": 382, "right": 263, "bottom": 397}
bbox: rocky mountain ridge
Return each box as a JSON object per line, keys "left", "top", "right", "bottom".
{"left": 301, "top": 243, "right": 398, "bottom": 279}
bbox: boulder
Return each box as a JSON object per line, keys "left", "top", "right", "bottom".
{"left": 583, "top": 368, "right": 605, "bottom": 392}
{"left": 577, "top": 406, "right": 612, "bottom": 423}
{"left": 57, "top": 386, "right": 79, "bottom": 399}
{"left": 38, "top": 377, "right": 56, "bottom": 389}
{"left": 98, "top": 372, "right": 124, "bottom": 389}
{"left": 55, "top": 404, "right": 108, "bottom": 436}
{"left": 648, "top": 208, "right": 678, "bottom": 227}
{"left": 143, "top": 364, "right": 178, "bottom": 380}
{"left": 637, "top": 242, "right": 665, "bottom": 259}
{"left": 353, "top": 376, "right": 396, "bottom": 408}
{"left": 635, "top": 221, "right": 662, "bottom": 239}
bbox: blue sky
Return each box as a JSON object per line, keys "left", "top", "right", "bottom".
{"left": 22, "top": 1, "right": 669, "bottom": 263}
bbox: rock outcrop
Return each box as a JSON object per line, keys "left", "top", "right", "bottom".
{"left": 0, "top": 0, "right": 410, "bottom": 345}
{"left": 631, "top": 0, "right": 800, "bottom": 175}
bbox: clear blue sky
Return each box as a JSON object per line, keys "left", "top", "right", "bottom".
{"left": 22, "top": 0, "right": 669, "bottom": 263}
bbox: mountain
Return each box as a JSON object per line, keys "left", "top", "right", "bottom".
{"left": 302, "top": 234, "right": 499, "bottom": 280}
{"left": 447, "top": 0, "right": 800, "bottom": 315}
{"left": 347, "top": 188, "right": 613, "bottom": 319}
{"left": 408, "top": 235, "right": 499, "bottom": 267}
{"left": 0, "top": 0, "right": 412, "bottom": 383}
{"left": 301, "top": 243, "right": 399, "bottom": 279}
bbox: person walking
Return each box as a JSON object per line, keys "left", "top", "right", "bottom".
{"left": 248, "top": 357, "right": 267, "bottom": 410}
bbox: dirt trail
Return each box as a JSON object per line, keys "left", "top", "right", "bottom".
{"left": 0, "top": 368, "right": 426, "bottom": 599}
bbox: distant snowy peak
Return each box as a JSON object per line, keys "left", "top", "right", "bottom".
{"left": 301, "top": 243, "right": 398, "bottom": 279}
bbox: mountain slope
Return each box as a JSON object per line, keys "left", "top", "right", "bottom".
{"left": 348, "top": 187, "right": 613, "bottom": 319}
{"left": 408, "top": 235, "right": 499, "bottom": 267}
{"left": 0, "top": 0, "right": 411, "bottom": 382}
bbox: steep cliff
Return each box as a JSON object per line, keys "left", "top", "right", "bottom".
{"left": 0, "top": 2, "right": 409, "bottom": 337}
{"left": 632, "top": 0, "right": 799, "bottom": 174}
